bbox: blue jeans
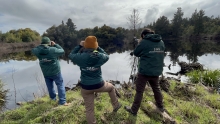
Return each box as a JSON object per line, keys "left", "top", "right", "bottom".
{"left": 44, "top": 72, "right": 66, "bottom": 105}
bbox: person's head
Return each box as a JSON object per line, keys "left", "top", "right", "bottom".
{"left": 141, "top": 28, "right": 155, "bottom": 38}
{"left": 84, "top": 36, "right": 98, "bottom": 49}
{"left": 41, "top": 36, "right": 51, "bottom": 45}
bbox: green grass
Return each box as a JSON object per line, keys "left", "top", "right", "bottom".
{"left": 186, "top": 69, "right": 220, "bottom": 87}
{"left": 1, "top": 81, "right": 220, "bottom": 124}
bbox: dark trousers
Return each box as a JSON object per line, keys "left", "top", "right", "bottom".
{"left": 131, "top": 73, "right": 163, "bottom": 113}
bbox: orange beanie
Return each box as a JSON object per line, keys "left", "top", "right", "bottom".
{"left": 84, "top": 36, "right": 98, "bottom": 49}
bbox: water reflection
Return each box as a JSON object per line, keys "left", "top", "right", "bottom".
{"left": 165, "top": 40, "right": 220, "bottom": 65}
{"left": 1, "top": 40, "right": 220, "bottom": 110}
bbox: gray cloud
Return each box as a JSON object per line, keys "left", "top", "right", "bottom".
{"left": 144, "top": 6, "right": 160, "bottom": 25}
{"left": 91, "top": 17, "right": 104, "bottom": 23}
{"left": 143, "top": 0, "right": 220, "bottom": 25}
{"left": 0, "top": 0, "right": 219, "bottom": 34}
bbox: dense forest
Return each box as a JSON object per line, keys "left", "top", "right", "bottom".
{"left": 147, "top": 7, "right": 220, "bottom": 39}
{"left": 0, "top": 7, "right": 220, "bottom": 45}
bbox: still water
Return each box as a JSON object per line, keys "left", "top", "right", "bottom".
{"left": 1, "top": 41, "right": 220, "bottom": 110}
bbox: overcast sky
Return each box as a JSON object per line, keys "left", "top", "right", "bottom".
{"left": 0, "top": 0, "right": 219, "bottom": 35}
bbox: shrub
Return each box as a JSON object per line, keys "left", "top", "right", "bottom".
{"left": 186, "top": 69, "right": 220, "bottom": 88}
{"left": 0, "top": 80, "right": 9, "bottom": 112}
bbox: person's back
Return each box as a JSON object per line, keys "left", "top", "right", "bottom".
{"left": 134, "top": 33, "right": 165, "bottom": 76}
{"left": 32, "top": 37, "right": 69, "bottom": 106}
{"left": 68, "top": 36, "right": 121, "bottom": 124}
{"left": 32, "top": 42, "right": 63, "bottom": 76}
{"left": 125, "top": 28, "right": 166, "bottom": 116}
{"left": 69, "top": 47, "right": 108, "bottom": 89}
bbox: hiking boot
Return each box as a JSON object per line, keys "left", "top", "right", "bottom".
{"left": 113, "top": 103, "right": 122, "bottom": 112}
{"left": 155, "top": 103, "right": 165, "bottom": 112}
{"left": 158, "top": 107, "right": 165, "bottom": 112}
{"left": 124, "top": 106, "right": 137, "bottom": 116}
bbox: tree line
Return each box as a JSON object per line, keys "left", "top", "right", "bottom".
{"left": 0, "top": 7, "right": 220, "bottom": 44}
{"left": 147, "top": 7, "right": 220, "bottom": 38}
{"left": 42, "top": 18, "right": 128, "bottom": 50}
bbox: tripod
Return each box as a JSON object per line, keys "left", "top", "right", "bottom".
{"left": 129, "top": 37, "right": 139, "bottom": 84}
{"left": 129, "top": 56, "right": 138, "bottom": 84}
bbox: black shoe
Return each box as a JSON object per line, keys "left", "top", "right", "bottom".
{"left": 113, "top": 103, "right": 122, "bottom": 112}
{"left": 158, "top": 107, "right": 165, "bottom": 112}
{"left": 156, "top": 103, "right": 165, "bottom": 112}
{"left": 124, "top": 106, "right": 137, "bottom": 116}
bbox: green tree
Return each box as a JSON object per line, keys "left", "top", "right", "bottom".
{"left": 43, "top": 19, "right": 78, "bottom": 49}
{"left": 1, "top": 32, "right": 22, "bottom": 43}
{"left": 0, "top": 31, "right": 2, "bottom": 42}
{"left": 77, "top": 28, "right": 93, "bottom": 40}
{"left": 1, "top": 28, "right": 40, "bottom": 43}
{"left": 154, "top": 16, "right": 170, "bottom": 37}
{"left": 66, "top": 18, "right": 77, "bottom": 33}
{"left": 171, "top": 7, "right": 184, "bottom": 37}
{"left": 191, "top": 9, "right": 205, "bottom": 35}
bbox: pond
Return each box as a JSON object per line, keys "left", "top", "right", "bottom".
{"left": 1, "top": 40, "right": 220, "bottom": 110}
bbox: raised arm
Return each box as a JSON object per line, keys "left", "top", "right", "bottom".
{"left": 133, "top": 40, "right": 145, "bottom": 57}
{"left": 68, "top": 45, "right": 83, "bottom": 65}
{"left": 94, "top": 47, "right": 109, "bottom": 66}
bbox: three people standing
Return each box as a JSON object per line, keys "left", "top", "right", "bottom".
{"left": 32, "top": 28, "right": 165, "bottom": 123}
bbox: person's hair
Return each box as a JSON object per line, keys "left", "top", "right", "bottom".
{"left": 141, "top": 28, "right": 155, "bottom": 38}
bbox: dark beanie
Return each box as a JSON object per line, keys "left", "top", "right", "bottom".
{"left": 41, "top": 37, "right": 51, "bottom": 45}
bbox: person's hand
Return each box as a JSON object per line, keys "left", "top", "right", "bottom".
{"left": 51, "top": 41, "right": 56, "bottom": 46}
{"left": 80, "top": 41, "right": 85, "bottom": 46}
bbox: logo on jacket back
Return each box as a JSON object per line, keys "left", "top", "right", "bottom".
{"left": 40, "top": 58, "right": 52, "bottom": 62}
{"left": 149, "top": 48, "right": 164, "bottom": 53}
{"left": 82, "top": 67, "right": 99, "bottom": 71}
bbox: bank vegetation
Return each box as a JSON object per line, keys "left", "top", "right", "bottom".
{"left": 0, "top": 80, "right": 8, "bottom": 112}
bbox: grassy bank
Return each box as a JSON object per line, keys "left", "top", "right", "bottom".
{"left": 0, "top": 79, "right": 220, "bottom": 124}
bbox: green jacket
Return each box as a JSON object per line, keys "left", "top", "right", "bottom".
{"left": 32, "top": 44, "right": 64, "bottom": 77}
{"left": 68, "top": 45, "right": 109, "bottom": 90}
{"left": 134, "top": 34, "right": 165, "bottom": 76}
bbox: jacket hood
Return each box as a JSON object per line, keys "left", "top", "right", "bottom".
{"left": 83, "top": 49, "right": 100, "bottom": 66}
{"left": 38, "top": 45, "right": 49, "bottom": 55}
{"left": 143, "top": 34, "right": 162, "bottom": 42}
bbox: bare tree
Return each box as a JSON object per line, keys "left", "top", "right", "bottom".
{"left": 127, "top": 9, "right": 142, "bottom": 37}
{"left": 127, "top": 9, "right": 142, "bottom": 84}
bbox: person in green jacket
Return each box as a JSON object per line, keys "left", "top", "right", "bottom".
{"left": 68, "top": 36, "right": 121, "bottom": 124}
{"left": 32, "top": 37, "right": 69, "bottom": 106}
{"left": 124, "top": 28, "right": 165, "bottom": 116}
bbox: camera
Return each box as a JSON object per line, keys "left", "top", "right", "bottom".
{"left": 132, "top": 37, "right": 139, "bottom": 47}
{"left": 133, "top": 37, "right": 139, "bottom": 42}
{"left": 130, "top": 37, "right": 139, "bottom": 56}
